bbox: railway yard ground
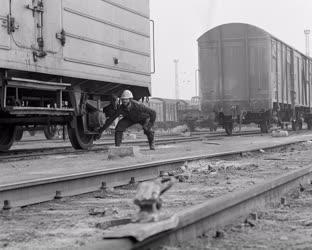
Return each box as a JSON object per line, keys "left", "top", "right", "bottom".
{"left": 169, "top": 185, "right": 312, "bottom": 250}
{"left": 1, "top": 131, "right": 310, "bottom": 185}
{"left": 3, "top": 2, "right": 312, "bottom": 249}
{"left": 11, "top": 124, "right": 258, "bottom": 148}
{"left": 1, "top": 131, "right": 312, "bottom": 249}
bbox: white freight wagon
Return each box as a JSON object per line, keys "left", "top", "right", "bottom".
{"left": 0, "top": 0, "right": 153, "bottom": 150}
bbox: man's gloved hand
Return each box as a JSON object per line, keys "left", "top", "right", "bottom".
{"left": 94, "top": 133, "right": 102, "bottom": 141}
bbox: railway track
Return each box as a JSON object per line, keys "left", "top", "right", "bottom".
{"left": 1, "top": 133, "right": 311, "bottom": 249}
{"left": 97, "top": 167, "right": 312, "bottom": 250}
{"left": 88, "top": 147, "right": 312, "bottom": 250}
{"left": 1, "top": 130, "right": 260, "bottom": 162}
{"left": 16, "top": 128, "right": 257, "bottom": 144}
{"left": 0, "top": 136, "right": 309, "bottom": 209}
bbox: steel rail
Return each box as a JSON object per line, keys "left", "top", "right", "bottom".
{"left": 94, "top": 166, "right": 312, "bottom": 250}
{"left": 17, "top": 129, "right": 259, "bottom": 143}
{"left": 2, "top": 130, "right": 260, "bottom": 162}
{"left": 88, "top": 159, "right": 312, "bottom": 250}
{"left": 0, "top": 138, "right": 308, "bottom": 210}
{"left": 0, "top": 136, "right": 207, "bottom": 162}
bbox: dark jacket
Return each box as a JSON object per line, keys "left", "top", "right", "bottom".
{"left": 103, "top": 95, "right": 119, "bottom": 118}
{"left": 103, "top": 103, "right": 117, "bottom": 118}
{"left": 120, "top": 100, "right": 156, "bottom": 124}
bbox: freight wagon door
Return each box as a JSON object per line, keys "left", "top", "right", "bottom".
{"left": 0, "top": 0, "right": 10, "bottom": 50}
{"left": 222, "top": 41, "right": 247, "bottom": 111}
{"left": 7, "top": 0, "right": 62, "bottom": 59}
{"left": 9, "top": 0, "right": 38, "bottom": 50}
{"left": 41, "top": 0, "right": 63, "bottom": 54}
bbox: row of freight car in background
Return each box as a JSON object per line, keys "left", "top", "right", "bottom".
{"left": 15, "top": 96, "right": 204, "bottom": 141}
{"left": 198, "top": 23, "right": 312, "bottom": 135}
{"left": 145, "top": 96, "right": 212, "bottom": 130}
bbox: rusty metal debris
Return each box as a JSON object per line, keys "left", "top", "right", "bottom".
{"left": 133, "top": 177, "right": 175, "bottom": 223}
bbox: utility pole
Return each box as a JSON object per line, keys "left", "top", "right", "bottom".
{"left": 174, "top": 59, "right": 179, "bottom": 99}
{"left": 304, "top": 29, "right": 310, "bottom": 56}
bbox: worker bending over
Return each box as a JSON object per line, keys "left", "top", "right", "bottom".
{"left": 107, "top": 90, "right": 156, "bottom": 150}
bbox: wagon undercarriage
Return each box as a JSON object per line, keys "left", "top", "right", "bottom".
{"left": 215, "top": 103, "right": 312, "bottom": 135}
{"left": 0, "top": 69, "right": 149, "bottom": 151}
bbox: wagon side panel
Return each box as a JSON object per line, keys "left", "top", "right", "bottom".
{"left": 198, "top": 37, "right": 219, "bottom": 115}
{"left": 248, "top": 34, "right": 271, "bottom": 112}
{"left": 293, "top": 52, "right": 300, "bottom": 106}
{"left": 0, "top": 1, "right": 11, "bottom": 50}
{"left": 0, "top": 0, "right": 151, "bottom": 89}
{"left": 222, "top": 39, "right": 246, "bottom": 113}
{"left": 286, "top": 47, "right": 292, "bottom": 105}
{"left": 280, "top": 43, "right": 287, "bottom": 105}
{"left": 0, "top": 0, "right": 64, "bottom": 74}
{"left": 61, "top": 0, "right": 151, "bottom": 87}
{"left": 302, "top": 57, "right": 309, "bottom": 107}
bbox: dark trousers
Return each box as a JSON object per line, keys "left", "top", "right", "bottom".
{"left": 116, "top": 118, "right": 154, "bottom": 133}
{"left": 115, "top": 118, "right": 136, "bottom": 133}
{"left": 115, "top": 118, "right": 154, "bottom": 147}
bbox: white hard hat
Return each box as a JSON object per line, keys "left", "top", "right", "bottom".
{"left": 121, "top": 90, "right": 133, "bottom": 99}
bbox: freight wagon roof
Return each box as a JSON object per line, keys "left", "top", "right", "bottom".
{"left": 198, "top": 23, "right": 310, "bottom": 60}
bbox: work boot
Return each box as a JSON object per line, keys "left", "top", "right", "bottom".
{"left": 115, "top": 131, "right": 123, "bottom": 147}
{"left": 146, "top": 131, "right": 155, "bottom": 150}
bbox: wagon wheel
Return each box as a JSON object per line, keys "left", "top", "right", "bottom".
{"left": 44, "top": 125, "right": 58, "bottom": 140}
{"left": 224, "top": 122, "right": 233, "bottom": 136}
{"left": 0, "top": 125, "right": 16, "bottom": 151}
{"left": 68, "top": 116, "right": 94, "bottom": 150}
{"left": 15, "top": 127, "right": 24, "bottom": 141}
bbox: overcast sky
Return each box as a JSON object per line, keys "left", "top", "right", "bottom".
{"left": 150, "top": 0, "right": 312, "bottom": 100}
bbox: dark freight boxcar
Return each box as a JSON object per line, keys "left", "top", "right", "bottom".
{"left": 198, "top": 23, "right": 312, "bottom": 135}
